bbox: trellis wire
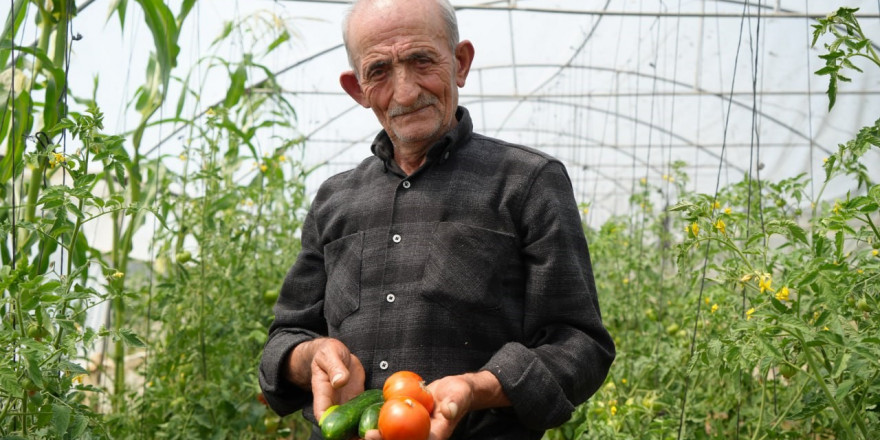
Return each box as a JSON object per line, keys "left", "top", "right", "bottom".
{"left": 676, "top": 0, "right": 754, "bottom": 437}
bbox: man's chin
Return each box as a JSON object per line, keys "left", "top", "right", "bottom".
{"left": 391, "top": 124, "right": 443, "bottom": 146}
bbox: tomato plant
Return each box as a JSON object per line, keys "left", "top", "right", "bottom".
{"left": 378, "top": 397, "right": 431, "bottom": 440}
{"left": 383, "top": 371, "right": 435, "bottom": 413}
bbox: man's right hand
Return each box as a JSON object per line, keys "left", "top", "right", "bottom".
{"left": 285, "top": 337, "right": 366, "bottom": 421}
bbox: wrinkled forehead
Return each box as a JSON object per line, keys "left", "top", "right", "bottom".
{"left": 346, "top": 0, "right": 448, "bottom": 59}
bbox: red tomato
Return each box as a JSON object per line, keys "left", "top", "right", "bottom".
{"left": 383, "top": 371, "right": 434, "bottom": 413}
{"left": 378, "top": 397, "right": 431, "bottom": 440}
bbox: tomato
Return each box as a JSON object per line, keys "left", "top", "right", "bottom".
{"left": 383, "top": 371, "right": 434, "bottom": 413}
{"left": 378, "top": 397, "right": 430, "bottom": 440}
{"left": 779, "top": 363, "right": 798, "bottom": 379}
{"left": 175, "top": 251, "right": 192, "bottom": 263}
{"left": 262, "top": 289, "right": 279, "bottom": 305}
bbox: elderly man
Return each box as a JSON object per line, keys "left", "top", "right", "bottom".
{"left": 259, "top": 0, "right": 615, "bottom": 438}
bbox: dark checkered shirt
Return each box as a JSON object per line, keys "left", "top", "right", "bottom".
{"left": 260, "top": 107, "right": 615, "bottom": 439}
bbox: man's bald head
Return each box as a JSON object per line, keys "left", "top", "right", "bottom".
{"left": 342, "top": 0, "right": 460, "bottom": 72}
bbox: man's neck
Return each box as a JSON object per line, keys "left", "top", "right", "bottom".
{"left": 393, "top": 142, "right": 431, "bottom": 175}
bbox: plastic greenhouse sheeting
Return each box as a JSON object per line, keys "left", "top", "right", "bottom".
{"left": 63, "top": 0, "right": 880, "bottom": 229}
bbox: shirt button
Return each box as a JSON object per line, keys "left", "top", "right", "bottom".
{"left": 402, "top": 180, "right": 411, "bottom": 189}
{"left": 379, "top": 360, "right": 389, "bottom": 370}
{"left": 386, "top": 293, "right": 396, "bottom": 303}
{"left": 392, "top": 234, "right": 401, "bottom": 243}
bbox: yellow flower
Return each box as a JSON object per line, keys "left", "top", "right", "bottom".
{"left": 72, "top": 374, "right": 86, "bottom": 384}
{"left": 640, "top": 177, "right": 647, "bottom": 185}
{"left": 775, "top": 286, "right": 790, "bottom": 302}
{"left": 621, "top": 378, "right": 627, "bottom": 384}
{"left": 53, "top": 152, "right": 66, "bottom": 163}
{"left": 610, "top": 405, "right": 618, "bottom": 415}
{"left": 822, "top": 326, "right": 830, "bottom": 331}
{"left": 873, "top": 249, "right": 879, "bottom": 257}
{"left": 179, "top": 153, "right": 187, "bottom": 161}
{"left": 832, "top": 202, "right": 841, "bottom": 214}
{"left": 759, "top": 274, "right": 774, "bottom": 293}
{"left": 691, "top": 222, "right": 699, "bottom": 237}
{"left": 279, "top": 155, "right": 287, "bottom": 162}
{"left": 622, "top": 278, "right": 629, "bottom": 285}
{"left": 582, "top": 207, "right": 589, "bottom": 215}
{"left": 724, "top": 207, "right": 732, "bottom": 215}
{"left": 746, "top": 308, "right": 755, "bottom": 320}
{"left": 205, "top": 107, "right": 216, "bottom": 117}
{"left": 713, "top": 201, "right": 721, "bottom": 209}
{"left": 112, "top": 271, "right": 124, "bottom": 279}
{"left": 740, "top": 273, "right": 753, "bottom": 282}
{"left": 260, "top": 164, "right": 268, "bottom": 173}
{"left": 711, "top": 304, "right": 719, "bottom": 314}
{"left": 662, "top": 174, "right": 669, "bottom": 181}
{"left": 668, "top": 176, "right": 675, "bottom": 183}
{"left": 704, "top": 297, "right": 710, "bottom": 305}
{"left": 822, "top": 157, "right": 828, "bottom": 163}
{"left": 714, "top": 219, "right": 726, "bottom": 235}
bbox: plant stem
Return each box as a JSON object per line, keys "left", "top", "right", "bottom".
{"left": 750, "top": 376, "right": 768, "bottom": 440}
{"left": 864, "top": 214, "right": 880, "bottom": 243}
{"left": 801, "top": 344, "right": 860, "bottom": 439}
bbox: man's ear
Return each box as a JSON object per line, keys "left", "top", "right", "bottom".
{"left": 454, "top": 40, "right": 475, "bottom": 88}
{"left": 340, "top": 71, "right": 370, "bottom": 108}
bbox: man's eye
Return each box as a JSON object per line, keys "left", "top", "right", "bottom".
{"left": 367, "top": 68, "right": 387, "bottom": 80}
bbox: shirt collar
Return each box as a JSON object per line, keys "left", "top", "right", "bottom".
{"left": 370, "top": 106, "right": 473, "bottom": 175}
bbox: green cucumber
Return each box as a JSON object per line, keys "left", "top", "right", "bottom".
{"left": 358, "top": 401, "right": 384, "bottom": 438}
{"left": 320, "top": 389, "right": 384, "bottom": 440}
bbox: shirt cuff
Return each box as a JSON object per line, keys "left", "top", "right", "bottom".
{"left": 481, "top": 342, "right": 574, "bottom": 430}
{"left": 259, "top": 329, "right": 320, "bottom": 417}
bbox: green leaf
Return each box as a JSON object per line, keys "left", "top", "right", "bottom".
{"left": 224, "top": 63, "right": 248, "bottom": 108}
{"left": 266, "top": 29, "right": 291, "bottom": 54}
{"left": 133, "top": 0, "right": 180, "bottom": 90}
{"left": 119, "top": 328, "right": 146, "bottom": 347}
{"left": 814, "top": 66, "right": 836, "bottom": 76}
{"left": 69, "top": 414, "right": 88, "bottom": 438}
{"left": 51, "top": 403, "right": 71, "bottom": 436}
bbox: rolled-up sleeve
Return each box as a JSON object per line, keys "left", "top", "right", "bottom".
{"left": 481, "top": 161, "right": 615, "bottom": 430}
{"left": 259, "top": 209, "right": 327, "bottom": 417}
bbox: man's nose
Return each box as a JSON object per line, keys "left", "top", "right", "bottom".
{"left": 391, "top": 66, "right": 420, "bottom": 106}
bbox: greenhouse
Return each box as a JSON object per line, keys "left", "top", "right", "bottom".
{"left": 2, "top": 0, "right": 880, "bottom": 438}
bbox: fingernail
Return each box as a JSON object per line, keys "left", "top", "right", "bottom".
{"left": 446, "top": 401, "right": 458, "bottom": 419}
{"left": 331, "top": 373, "right": 343, "bottom": 386}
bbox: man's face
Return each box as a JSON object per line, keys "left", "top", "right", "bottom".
{"left": 343, "top": 0, "right": 469, "bottom": 148}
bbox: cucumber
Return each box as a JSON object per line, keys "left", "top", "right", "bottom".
{"left": 320, "top": 389, "right": 384, "bottom": 440}
{"left": 358, "top": 401, "right": 383, "bottom": 438}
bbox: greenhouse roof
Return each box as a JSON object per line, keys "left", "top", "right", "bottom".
{"left": 62, "top": 0, "right": 880, "bottom": 225}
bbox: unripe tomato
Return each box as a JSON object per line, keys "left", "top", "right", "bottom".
{"left": 779, "top": 363, "right": 798, "bottom": 379}
{"left": 175, "top": 251, "right": 192, "bottom": 263}
{"left": 857, "top": 298, "right": 870, "bottom": 312}
{"left": 378, "top": 397, "right": 430, "bottom": 440}
{"left": 383, "top": 371, "right": 434, "bottom": 413}
{"left": 263, "top": 289, "right": 279, "bottom": 305}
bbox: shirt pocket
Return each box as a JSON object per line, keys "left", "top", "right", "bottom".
{"left": 323, "top": 231, "right": 364, "bottom": 327}
{"left": 420, "top": 222, "right": 516, "bottom": 312}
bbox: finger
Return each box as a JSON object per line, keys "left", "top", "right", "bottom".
{"left": 441, "top": 400, "right": 459, "bottom": 420}
{"left": 363, "top": 429, "right": 382, "bottom": 440}
{"left": 313, "top": 344, "right": 352, "bottom": 389}
{"left": 311, "top": 362, "right": 336, "bottom": 416}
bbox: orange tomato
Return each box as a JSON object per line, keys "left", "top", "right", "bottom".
{"left": 378, "top": 397, "right": 430, "bottom": 440}
{"left": 383, "top": 370, "right": 434, "bottom": 413}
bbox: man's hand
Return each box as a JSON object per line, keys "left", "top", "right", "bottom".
{"left": 363, "top": 371, "right": 510, "bottom": 440}
{"left": 285, "top": 337, "right": 366, "bottom": 421}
